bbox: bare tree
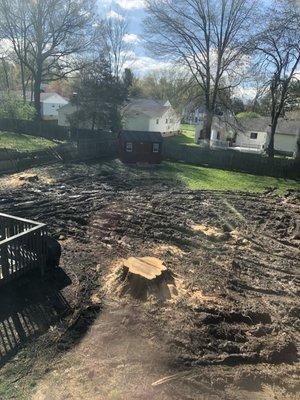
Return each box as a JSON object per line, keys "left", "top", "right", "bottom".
{"left": 254, "top": 1, "right": 300, "bottom": 157}
{"left": 0, "top": 0, "right": 95, "bottom": 118}
{"left": 99, "top": 13, "right": 131, "bottom": 81}
{"left": 145, "top": 0, "right": 257, "bottom": 140}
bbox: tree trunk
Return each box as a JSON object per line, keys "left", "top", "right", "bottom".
{"left": 20, "top": 61, "right": 26, "bottom": 103}
{"left": 204, "top": 111, "right": 213, "bottom": 141}
{"left": 1, "top": 58, "right": 10, "bottom": 91}
{"left": 295, "top": 131, "right": 300, "bottom": 160}
{"left": 267, "top": 124, "right": 276, "bottom": 158}
{"left": 33, "top": 70, "right": 42, "bottom": 119}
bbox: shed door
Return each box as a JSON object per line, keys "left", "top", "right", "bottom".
{"left": 138, "top": 142, "right": 148, "bottom": 154}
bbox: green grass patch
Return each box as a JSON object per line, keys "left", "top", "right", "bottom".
{"left": 98, "top": 160, "right": 300, "bottom": 195}
{"left": 0, "top": 131, "right": 59, "bottom": 153}
{"left": 167, "top": 124, "right": 196, "bottom": 146}
{"left": 166, "top": 162, "right": 299, "bottom": 194}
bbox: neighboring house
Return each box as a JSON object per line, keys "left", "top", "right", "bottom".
{"left": 195, "top": 116, "right": 300, "bottom": 156}
{"left": 0, "top": 90, "right": 69, "bottom": 121}
{"left": 182, "top": 103, "right": 228, "bottom": 125}
{"left": 182, "top": 104, "right": 206, "bottom": 124}
{"left": 195, "top": 116, "right": 236, "bottom": 149}
{"left": 237, "top": 118, "right": 300, "bottom": 156}
{"left": 58, "top": 103, "right": 95, "bottom": 129}
{"left": 40, "top": 93, "right": 69, "bottom": 121}
{"left": 122, "top": 99, "right": 181, "bottom": 137}
{"left": 58, "top": 104, "right": 77, "bottom": 127}
{"left": 118, "top": 131, "right": 163, "bottom": 164}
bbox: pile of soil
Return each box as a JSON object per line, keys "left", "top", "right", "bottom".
{"left": 0, "top": 162, "right": 299, "bottom": 399}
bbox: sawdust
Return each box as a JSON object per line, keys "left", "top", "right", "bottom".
{"left": 189, "top": 290, "right": 218, "bottom": 307}
{"left": 155, "top": 244, "right": 186, "bottom": 256}
{"left": 191, "top": 224, "right": 227, "bottom": 240}
{"left": 0, "top": 171, "right": 54, "bottom": 189}
{"left": 90, "top": 293, "right": 101, "bottom": 305}
{"left": 230, "top": 229, "right": 250, "bottom": 245}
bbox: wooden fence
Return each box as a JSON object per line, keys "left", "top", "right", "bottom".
{"left": 164, "top": 141, "right": 300, "bottom": 179}
{"left": 0, "top": 118, "right": 70, "bottom": 141}
{"left": 0, "top": 213, "right": 47, "bottom": 286}
{"left": 77, "top": 130, "right": 117, "bottom": 160}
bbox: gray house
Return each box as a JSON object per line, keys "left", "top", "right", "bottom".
{"left": 195, "top": 116, "right": 300, "bottom": 156}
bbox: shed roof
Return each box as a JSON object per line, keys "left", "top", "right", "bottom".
{"left": 119, "top": 131, "right": 163, "bottom": 142}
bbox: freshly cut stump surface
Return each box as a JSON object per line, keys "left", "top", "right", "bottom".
{"left": 119, "top": 257, "right": 177, "bottom": 301}
{"left": 123, "top": 257, "right": 167, "bottom": 280}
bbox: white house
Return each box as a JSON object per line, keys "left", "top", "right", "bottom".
{"left": 195, "top": 116, "right": 300, "bottom": 156}
{"left": 237, "top": 118, "right": 300, "bottom": 155}
{"left": 0, "top": 90, "right": 69, "bottom": 121}
{"left": 58, "top": 104, "right": 77, "bottom": 127}
{"left": 122, "top": 99, "right": 181, "bottom": 136}
{"left": 40, "top": 92, "right": 69, "bottom": 121}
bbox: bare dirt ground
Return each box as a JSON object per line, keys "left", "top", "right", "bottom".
{"left": 0, "top": 161, "right": 299, "bottom": 400}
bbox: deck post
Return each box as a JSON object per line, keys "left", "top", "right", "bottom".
{"left": 0, "top": 245, "right": 10, "bottom": 280}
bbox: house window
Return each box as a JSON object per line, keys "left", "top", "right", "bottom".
{"left": 195, "top": 117, "right": 198, "bottom": 123}
{"left": 125, "top": 142, "right": 133, "bottom": 152}
{"left": 250, "top": 132, "right": 258, "bottom": 139}
{"left": 166, "top": 118, "right": 168, "bottom": 124}
{"left": 217, "top": 131, "right": 221, "bottom": 140}
{"left": 156, "top": 119, "right": 159, "bottom": 124}
{"left": 153, "top": 143, "right": 160, "bottom": 153}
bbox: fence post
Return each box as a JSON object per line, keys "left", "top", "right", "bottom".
{"left": 0, "top": 245, "right": 9, "bottom": 280}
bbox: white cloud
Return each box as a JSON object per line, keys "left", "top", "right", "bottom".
{"left": 116, "top": 0, "right": 145, "bottom": 10}
{"left": 295, "top": 70, "right": 300, "bottom": 79}
{"left": 107, "top": 10, "right": 125, "bottom": 20}
{"left": 122, "top": 33, "right": 140, "bottom": 43}
{"left": 0, "top": 39, "right": 13, "bottom": 56}
{"left": 123, "top": 51, "right": 172, "bottom": 75}
{"left": 235, "top": 87, "right": 258, "bottom": 100}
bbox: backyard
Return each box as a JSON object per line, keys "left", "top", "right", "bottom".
{"left": 168, "top": 124, "right": 197, "bottom": 146}
{"left": 0, "top": 131, "right": 59, "bottom": 153}
{"left": 0, "top": 160, "right": 299, "bottom": 400}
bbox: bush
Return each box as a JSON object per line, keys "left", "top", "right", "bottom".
{"left": 236, "top": 111, "right": 261, "bottom": 119}
{"left": 0, "top": 94, "right": 36, "bottom": 120}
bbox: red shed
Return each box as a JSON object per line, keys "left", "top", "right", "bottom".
{"left": 118, "top": 131, "right": 163, "bottom": 164}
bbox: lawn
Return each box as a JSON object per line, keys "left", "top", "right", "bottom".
{"left": 167, "top": 124, "right": 197, "bottom": 145}
{"left": 0, "top": 131, "right": 59, "bottom": 153}
{"left": 98, "top": 160, "right": 300, "bottom": 195}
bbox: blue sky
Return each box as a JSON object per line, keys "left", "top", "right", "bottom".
{"left": 98, "top": 0, "right": 171, "bottom": 75}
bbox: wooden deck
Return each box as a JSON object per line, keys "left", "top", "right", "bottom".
{"left": 0, "top": 213, "right": 47, "bottom": 286}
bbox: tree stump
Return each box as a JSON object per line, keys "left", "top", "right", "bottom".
{"left": 118, "top": 257, "right": 177, "bottom": 301}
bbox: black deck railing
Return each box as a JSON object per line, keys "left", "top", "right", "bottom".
{"left": 0, "top": 213, "right": 47, "bottom": 286}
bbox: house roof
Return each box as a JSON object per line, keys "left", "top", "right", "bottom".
{"left": 59, "top": 103, "right": 76, "bottom": 113}
{"left": 212, "top": 116, "right": 300, "bottom": 136}
{"left": 40, "top": 92, "right": 69, "bottom": 102}
{"left": 122, "top": 98, "right": 173, "bottom": 119}
{"left": 119, "top": 130, "right": 163, "bottom": 142}
{"left": 238, "top": 117, "right": 300, "bottom": 135}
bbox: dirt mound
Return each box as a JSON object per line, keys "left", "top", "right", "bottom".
{"left": 107, "top": 257, "right": 179, "bottom": 301}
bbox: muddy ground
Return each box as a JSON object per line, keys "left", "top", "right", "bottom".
{"left": 0, "top": 161, "right": 299, "bottom": 400}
